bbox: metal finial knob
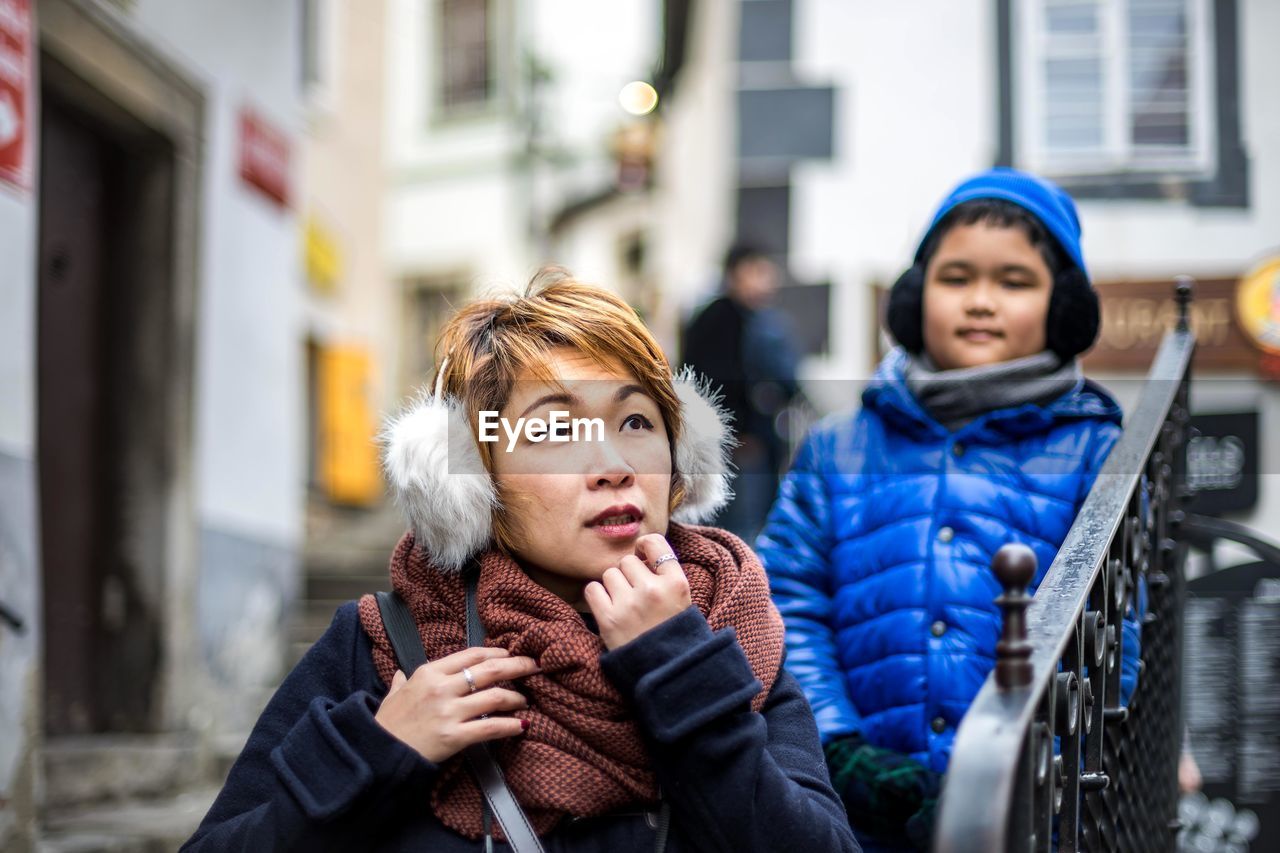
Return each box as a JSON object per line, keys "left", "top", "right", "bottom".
{"left": 993, "top": 544, "right": 1037, "bottom": 689}
{"left": 1174, "top": 276, "right": 1195, "bottom": 332}
{"left": 993, "top": 543, "right": 1037, "bottom": 588}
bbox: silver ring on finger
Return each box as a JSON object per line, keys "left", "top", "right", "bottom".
{"left": 461, "top": 666, "right": 478, "bottom": 694}
{"left": 653, "top": 553, "right": 679, "bottom": 568}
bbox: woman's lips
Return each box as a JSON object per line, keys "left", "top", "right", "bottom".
{"left": 586, "top": 505, "right": 643, "bottom": 539}
{"left": 957, "top": 329, "right": 1002, "bottom": 342}
{"left": 590, "top": 518, "right": 643, "bottom": 539}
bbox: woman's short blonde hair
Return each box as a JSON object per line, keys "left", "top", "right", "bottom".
{"left": 433, "top": 269, "right": 685, "bottom": 552}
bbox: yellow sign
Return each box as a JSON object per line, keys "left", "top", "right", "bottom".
{"left": 1236, "top": 257, "right": 1280, "bottom": 355}
{"left": 320, "top": 345, "right": 381, "bottom": 505}
{"left": 305, "top": 216, "right": 344, "bottom": 294}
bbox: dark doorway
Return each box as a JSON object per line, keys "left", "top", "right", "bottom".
{"left": 37, "top": 60, "right": 174, "bottom": 735}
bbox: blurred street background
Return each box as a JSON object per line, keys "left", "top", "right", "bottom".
{"left": 1, "top": 0, "right": 1278, "bottom": 850}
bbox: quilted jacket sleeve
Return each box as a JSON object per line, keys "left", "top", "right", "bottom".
{"left": 756, "top": 426, "right": 863, "bottom": 743}
{"left": 1078, "top": 421, "right": 1143, "bottom": 707}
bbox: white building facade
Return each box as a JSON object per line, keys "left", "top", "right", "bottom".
{"left": 383, "top": 0, "right": 675, "bottom": 389}
{"left": 0, "top": 0, "right": 310, "bottom": 844}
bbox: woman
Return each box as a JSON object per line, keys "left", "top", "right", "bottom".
{"left": 183, "top": 272, "right": 859, "bottom": 852}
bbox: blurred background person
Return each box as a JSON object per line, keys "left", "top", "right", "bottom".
{"left": 682, "top": 244, "right": 800, "bottom": 541}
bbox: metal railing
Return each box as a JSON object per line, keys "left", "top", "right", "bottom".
{"left": 935, "top": 279, "right": 1197, "bottom": 852}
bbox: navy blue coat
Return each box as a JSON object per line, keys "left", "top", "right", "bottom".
{"left": 756, "top": 351, "right": 1140, "bottom": 773}
{"left": 183, "top": 603, "right": 860, "bottom": 852}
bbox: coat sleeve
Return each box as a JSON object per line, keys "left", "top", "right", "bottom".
{"left": 754, "top": 428, "right": 863, "bottom": 743}
{"left": 1078, "top": 422, "right": 1143, "bottom": 707}
{"left": 181, "top": 603, "right": 437, "bottom": 852}
{"left": 601, "top": 607, "right": 861, "bottom": 853}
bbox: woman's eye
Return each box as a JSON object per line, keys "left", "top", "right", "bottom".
{"left": 622, "top": 414, "right": 655, "bottom": 432}
{"left": 1003, "top": 279, "right": 1033, "bottom": 289}
{"left": 940, "top": 276, "right": 969, "bottom": 286}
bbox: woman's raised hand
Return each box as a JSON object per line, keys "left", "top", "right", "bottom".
{"left": 374, "top": 646, "right": 539, "bottom": 763}
{"left": 585, "top": 533, "right": 692, "bottom": 650}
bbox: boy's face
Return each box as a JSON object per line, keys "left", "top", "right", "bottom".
{"left": 922, "top": 222, "right": 1053, "bottom": 369}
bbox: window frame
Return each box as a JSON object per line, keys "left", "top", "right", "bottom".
{"left": 300, "top": 0, "right": 341, "bottom": 115}
{"left": 995, "top": 0, "right": 1248, "bottom": 206}
{"left": 434, "top": 0, "right": 498, "bottom": 121}
{"left": 1015, "top": 0, "right": 1215, "bottom": 177}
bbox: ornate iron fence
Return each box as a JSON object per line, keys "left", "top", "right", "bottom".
{"left": 935, "top": 279, "right": 1197, "bottom": 852}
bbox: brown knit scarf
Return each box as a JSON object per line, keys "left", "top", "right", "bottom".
{"left": 356, "top": 522, "right": 784, "bottom": 840}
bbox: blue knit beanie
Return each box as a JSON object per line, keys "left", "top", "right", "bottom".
{"left": 914, "top": 167, "right": 1086, "bottom": 276}
{"left": 886, "top": 167, "right": 1101, "bottom": 359}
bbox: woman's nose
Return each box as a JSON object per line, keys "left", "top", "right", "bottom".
{"left": 587, "top": 438, "right": 635, "bottom": 489}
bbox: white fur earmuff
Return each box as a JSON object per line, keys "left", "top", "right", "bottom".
{"left": 670, "top": 366, "right": 735, "bottom": 524}
{"left": 380, "top": 363, "right": 497, "bottom": 571}
{"left": 382, "top": 364, "right": 736, "bottom": 571}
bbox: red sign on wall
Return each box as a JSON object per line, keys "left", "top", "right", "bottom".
{"left": 238, "top": 107, "right": 291, "bottom": 208}
{"left": 0, "top": 0, "right": 35, "bottom": 193}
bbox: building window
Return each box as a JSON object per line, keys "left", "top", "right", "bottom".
{"left": 998, "top": 0, "right": 1247, "bottom": 206}
{"left": 1016, "top": 0, "right": 1212, "bottom": 176}
{"left": 401, "top": 279, "right": 465, "bottom": 392}
{"left": 438, "top": 0, "right": 493, "bottom": 114}
{"left": 301, "top": 0, "right": 339, "bottom": 109}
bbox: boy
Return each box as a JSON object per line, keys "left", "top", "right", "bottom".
{"left": 756, "top": 168, "right": 1142, "bottom": 851}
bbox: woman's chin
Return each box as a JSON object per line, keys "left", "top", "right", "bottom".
{"left": 574, "top": 539, "right": 639, "bottom": 576}
{"left": 597, "top": 539, "right": 636, "bottom": 565}
{"left": 551, "top": 522, "right": 670, "bottom": 579}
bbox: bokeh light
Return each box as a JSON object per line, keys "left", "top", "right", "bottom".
{"left": 619, "top": 80, "right": 658, "bottom": 116}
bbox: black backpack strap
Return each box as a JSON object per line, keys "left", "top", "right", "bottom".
{"left": 461, "top": 562, "right": 546, "bottom": 853}
{"left": 465, "top": 563, "right": 484, "bottom": 648}
{"left": 374, "top": 590, "right": 427, "bottom": 674}
{"left": 652, "top": 800, "right": 671, "bottom": 853}
{"left": 464, "top": 744, "right": 545, "bottom": 853}
{"left": 374, "top": 572, "right": 545, "bottom": 853}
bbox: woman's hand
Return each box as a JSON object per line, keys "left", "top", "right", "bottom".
{"left": 585, "top": 533, "right": 692, "bottom": 650}
{"left": 374, "top": 646, "right": 539, "bottom": 764}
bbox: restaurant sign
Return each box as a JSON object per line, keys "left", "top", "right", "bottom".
{"left": 1085, "top": 269, "right": 1280, "bottom": 378}
{"left": 1236, "top": 258, "right": 1280, "bottom": 377}
{"left": 1084, "top": 278, "right": 1255, "bottom": 371}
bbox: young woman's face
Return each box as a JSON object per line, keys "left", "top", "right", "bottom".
{"left": 922, "top": 221, "right": 1053, "bottom": 369}
{"left": 489, "top": 347, "right": 673, "bottom": 601}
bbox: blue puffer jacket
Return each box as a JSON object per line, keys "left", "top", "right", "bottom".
{"left": 757, "top": 350, "right": 1140, "bottom": 774}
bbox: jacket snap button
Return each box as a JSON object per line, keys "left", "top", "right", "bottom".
{"left": 932, "top": 716, "right": 947, "bottom": 734}
{"left": 931, "top": 620, "right": 947, "bottom": 637}
{"left": 937, "top": 526, "right": 954, "bottom": 543}
{"left": 952, "top": 443, "right": 965, "bottom": 457}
